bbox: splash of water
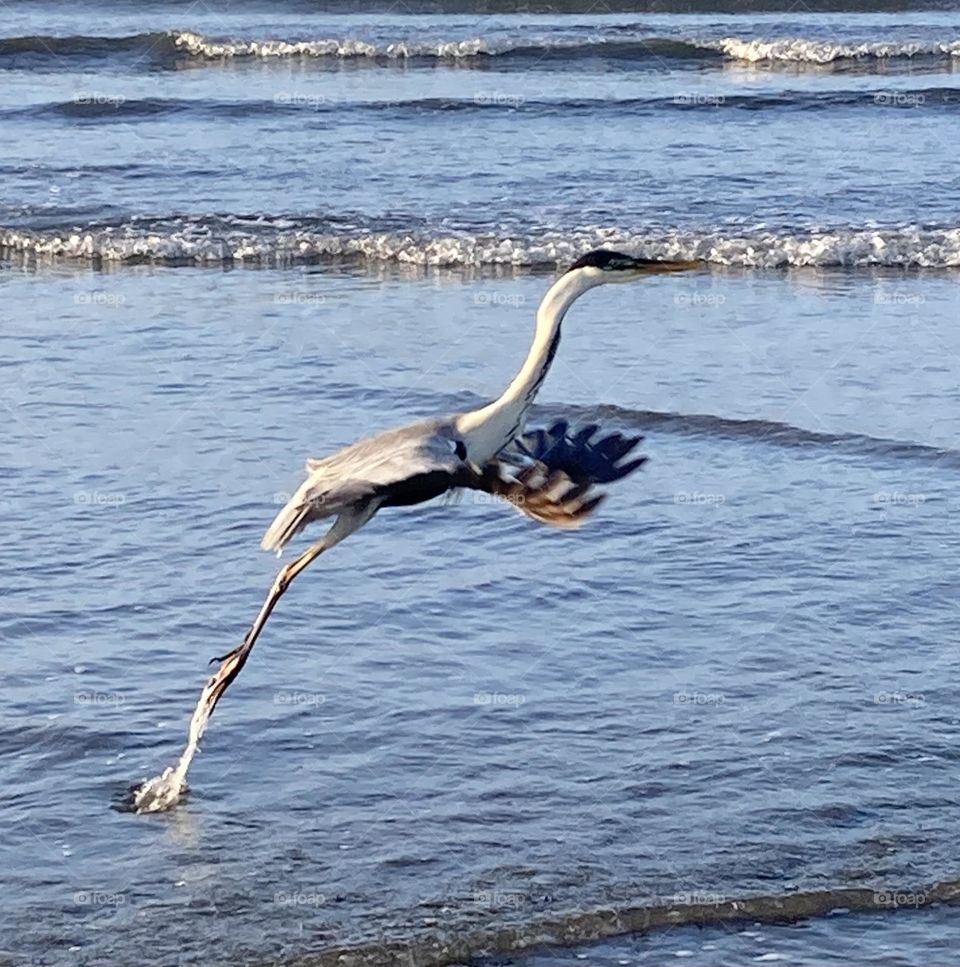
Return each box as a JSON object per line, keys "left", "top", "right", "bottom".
{"left": 124, "top": 644, "right": 250, "bottom": 813}
{"left": 125, "top": 676, "right": 212, "bottom": 811}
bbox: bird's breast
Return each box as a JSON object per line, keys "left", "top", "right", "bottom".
{"left": 379, "top": 470, "right": 458, "bottom": 508}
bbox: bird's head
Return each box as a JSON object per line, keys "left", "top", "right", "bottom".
{"left": 565, "top": 248, "right": 700, "bottom": 285}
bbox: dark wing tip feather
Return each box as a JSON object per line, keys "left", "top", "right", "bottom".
{"left": 572, "top": 424, "right": 600, "bottom": 448}
{"left": 603, "top": 455, "right": 648, "bottom": 482}
{"left": 484, "top": 420, "right": 648, "bottom": 527}
{"left": 507, "top": 421, "right": 648, "bottom": 487}
{"left": 595, "top": 432, "right": 643, "bottom": 464}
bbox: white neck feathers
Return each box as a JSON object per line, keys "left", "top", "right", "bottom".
{"left": 456, "top": 268, "right": 600, "bottom": 464}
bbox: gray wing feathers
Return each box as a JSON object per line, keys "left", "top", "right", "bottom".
{"left": 262, "top": 419, "right": 461, "bottom": 553}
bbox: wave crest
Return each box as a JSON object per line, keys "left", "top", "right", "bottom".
{"left": 3, "top": 219, "right": 960, "bottom": 268}
{"left": 169, "top": 31, "right": 960, "bottom": 65}
{"left": 1, "top": 30, "right": 958, "bottom": 67}
{"left": 171, "top": 30, "right": 495, "bottom": 60}
{"left": 713, "top": 36, "right": 960, "bottom": 63}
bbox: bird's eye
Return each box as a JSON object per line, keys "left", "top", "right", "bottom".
{"left": 454, "top": 440, "right": 467, "bottom": 460}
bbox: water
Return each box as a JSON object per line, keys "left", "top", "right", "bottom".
{"left": 3, "top": 1, "right": 960, "bottom": 964}
{"left": 519, "top": 904, "right": 960, "bottom": 965}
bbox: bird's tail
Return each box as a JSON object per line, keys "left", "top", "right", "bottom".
{"left": 261, "top": 482, "right": 315, "bottom": 554}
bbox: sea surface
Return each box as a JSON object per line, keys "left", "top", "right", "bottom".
{"left": 2, "top": 0, "right": 960, "bottom": 964}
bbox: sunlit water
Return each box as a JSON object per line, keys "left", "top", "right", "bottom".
{"left": 2, "top": 0, "right": 960, "bottom": 964}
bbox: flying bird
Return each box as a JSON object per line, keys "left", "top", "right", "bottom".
{"left": 129, "top": 248, "right": 698, "bottom": 813}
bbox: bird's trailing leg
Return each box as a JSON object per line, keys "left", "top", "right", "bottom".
{"left": 203, "top": 540, "right": 328, "bottom": 713}
{"left": 127, "top": 503, "right": 379, "bottom": 813}
{"left": 205, "top": 502, "right": 381, "bottom": 723}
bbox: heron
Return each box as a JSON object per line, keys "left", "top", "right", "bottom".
{"left": 129, "top": 248, "right": 698, "bottom": 813}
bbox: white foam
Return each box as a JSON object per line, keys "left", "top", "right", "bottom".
{"left": 168, "top": 30, "right": 960, "bottom": 65}
{"left": 712, "top": 36, "right": 960, "bottom": 64}
{"left": 171, "top": 30, "right": 493, "bottom": 60}
{"left": 4, "top": 223, "right": 960, "bottom": 268}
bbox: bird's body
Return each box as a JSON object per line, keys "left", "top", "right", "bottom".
{"left": 129, "top": 248, "right": 699, "bottom": 814}
{"left": 263, "top": 250, "right": 695, "bottom": 555}
{"left": 261, "top": 262, "right": 588, "bottom": 554}
{"left": 261, "top": 417, "right": 463, "bottom": 552}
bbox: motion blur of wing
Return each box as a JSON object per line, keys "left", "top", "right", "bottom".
{"left": 502, "top": 419, "right": 647, "bottom": 486}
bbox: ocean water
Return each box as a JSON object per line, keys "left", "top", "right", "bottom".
{"left": 3, "top": 1, "right": 960, "bottom": 965}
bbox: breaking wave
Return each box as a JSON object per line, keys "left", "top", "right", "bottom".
{"left": 0, "top": 30, "right": 715, "bottom": 67}
{"left": 1, "top": 30, "right": 958, "bottom": 70}
{"left": 3, "top": 217, "right": 960, "bottom": 268}
{"left": 712, "top": 35, "right": 960, "bottom": 63}
{"left": 169, "top": 31, "right": 960, "bottom": 65}
{"left": 260, "top": 878, "right": 960, "bottom": 967}
{"left": 170, "top": 30, "right": 495, "bottom": 60}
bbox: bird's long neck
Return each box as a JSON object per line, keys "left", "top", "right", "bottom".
{"left": 456, "top": 269, "right": 596, "bottom": 464}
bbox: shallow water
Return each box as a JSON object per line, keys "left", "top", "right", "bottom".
{"left": 2, "top": 1, "right": 960, "bottom": 965}
{"left": 517, "top": 903, "right": 960, "bottom": 965}
{"left": 5, "top": 264, "right": 960, "bottom": 964}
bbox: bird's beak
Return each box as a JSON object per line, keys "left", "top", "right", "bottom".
{"left": 629, "top": 257, "right": 702, "bottom": 275}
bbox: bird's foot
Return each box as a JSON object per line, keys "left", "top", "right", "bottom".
{"left": 210, "top": 642, "right": 244, "bottom": 666}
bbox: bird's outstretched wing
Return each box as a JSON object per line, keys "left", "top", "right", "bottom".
{"left": 503, "top": 419, "right": 647, "bottom": 484}
{"left": 462, "top": 462, "right": 603, "bottom": 529}
{"left": 463, "top": 420, "right": 646, "bottom": 529}
{"left": 263, "top": 419, "right": 464, "bottom": 553}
